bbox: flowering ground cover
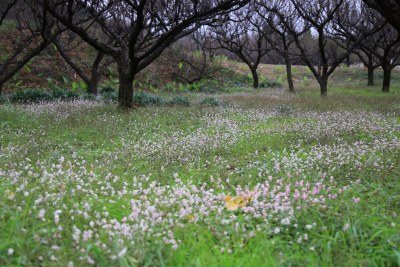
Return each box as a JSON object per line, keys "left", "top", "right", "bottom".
{"left": 0, "top": 91, "right": 399, "bottom": 266}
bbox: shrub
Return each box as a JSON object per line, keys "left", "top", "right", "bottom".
{"left": 10, "top": 89, "right": 54, "bottom": 103}
{"left": 168, "top": 95, "right": 191, "bottom": 106}
{"left": 200, "top": 97, "right": 222, "bottom": 107}
{"left": 163, "top": 82, "right": 178, "bottom": 93}
{"left": 99, "top": 86, "right": 118, "bottom": 103}
{"left": 133, "top": 92, "right": 165, "bottom": 106}
{"left": 52, "top": 88, "right": 79, "bottom": 101}
{"left": 80, "top": 93, "right": 97, "bottom": 101}
{"left": 64, "top": 90, "right": 80, "bottom": 100}
{"left": 259, "top": 77, "right": 283, "bottom": 88}
{"left": 100, "top": 86, "right": 116, "bottom": 94}
{"left": 51, "top": 88, "right": 67, "bottom": 99}
{"left": 101, "top": 91, "right": 118, "bottom": 103}
{"left": 0, "top": 95, "right": 8, "bottom": 104}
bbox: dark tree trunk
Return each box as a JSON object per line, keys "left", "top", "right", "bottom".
{"left": 367, "top": 66, "right": 375, "bottom": 86}
{"left": 284, "top": 54, "right": 294, "bottom": 93}
{"left": 319, "top": 76, "right": 328, "bottom": 96}
{"left": 346, "top": 43, "right": 351, "bottom": 67}
{"left": 0, "top": 81, "right": 3, "bottom": 96}
{"left": 87, "top": 65, "right": 100, "bottom": 95}
{"left": 117, "top": 62, "right": 134, "bottom": 108}
{"left": 87, "top": 52, "right": 105, "bottom": 95}
{"left": 250, "top": 67, "right": 259, "bottom": 89}
{"left": 382, "top": 66, "right": 391, "bottom": 92}
{"left": 88, "top": 75, "right": 99, "bottom": 95}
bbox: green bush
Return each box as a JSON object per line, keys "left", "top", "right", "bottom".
{"left": 168, "top": 95, "right": 191, "bottom": 106}
{"left": 100, "top": 86, "right": 116, "bottom": 94}
{"left": 133, "top": 92, "right": 165, "bottom": 106}
{"left": 101, "top": 91, "right": 118, "bottom": 103}
{"left": 229, "top": 74, "right": 283, "bottom": 88}
{"left": 163, "top": 82, "right": 178, "bottom": 93}
{"left": 0, "top": 95, "right": 8, "bottom": 104}
{"left": 52, "top": 88, "right": 79, "bottom": 101}
{"left": 10, "top": 89, "right": 54, "bottom": 103}
{"left": 80, "top": 93, "right": 97, "bottom": 101}
{"left": 200, "top": 97, "right": 222, "bottom": 107}
{"left": 51, "top": 88, "right": 67, "bottom": 99}
{"left": 259, "top": 77, "right": 283, "bottom": 88}
{"left": 99, "top": 86, "right": 118, "bottom": 103}
{"left": 64, "top": 90, "right": 80, "bottom": 100}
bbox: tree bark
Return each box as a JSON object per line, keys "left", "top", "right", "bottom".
{"left": 382, "top": 66, "right": 392, "bottom": 92}
{"left": 117, "top": 62, "right": 134, "bottom": 108}
{"left": 319, "top": 76, "right": 328, "bottom": 96}
{"left": 88, "top": 74, "right": 99, "bottom": 95}
{"left": 87, "top": 52, "right": 105, "bottom": 95}
{"left": 0, "top": 81, "right": 3, "bottom": 96}
{"left": 367, "top": 65, "right": 375, "bottom": 86}
{"left": 250, "top": 67, "right": 259, "bottom": 89}
{"left": 284, "top": 54, "right": 294, "bottom": 93}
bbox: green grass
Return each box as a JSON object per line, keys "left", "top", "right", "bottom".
{"left": 0, "top": 80, "right": 399, "bottom": 266}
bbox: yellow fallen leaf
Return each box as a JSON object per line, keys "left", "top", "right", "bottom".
{"left": 225, "top": 194, "right": 253, "bottom": 211}
{"left": 186, "top": 214, "right": 195, "bottom": 221}
{"left": 7, "top": 192, "right": 15, "bottom": 201}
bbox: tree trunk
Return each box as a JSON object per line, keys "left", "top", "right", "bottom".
{"left": 88, "top": 61, "right": 100, "bottom": 95}
{"left": 250, "top": 67, "right": 259, "bottom": 89}
{"left": 382, "top": 66, "right": 391, "bottom": 92}
{"left": 367, "top": 66, "right": 374, "bottom": 86}
{"left": 88, "top": 75, "right": 99, "bottom": 96}
{"left": 319, "top": 76, "right": 328, "bottom": 96}
{"left": 117, "top": 63, "right": 134, "bottom": 108}
{"left": 284, "top": 55, "right": 294, "bottom": 93}
{"left": 87, "top": 52, "right": 105, "bottom": 95}
{"left": 0, "top": 81, "right": 3, "bottom": 96}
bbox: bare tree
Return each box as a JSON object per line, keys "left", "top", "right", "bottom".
{"left": 53, "top": 33, "right": 114, "bottom": 95}
{"left": 256, "top": 0, "right": 310, "bottom": 93}
{"left": 363, "top": 0, "right": 400, "bottom": 32}
{"left": 210, "top": 4, "right": 270, "bottom": 88}
{"left": 37, "top": 0, "right": 250, "bottom": 107}
{"left": 355, "top": 48, "right": 381, "bottom": 86}
{"left": 336, "top": 2, "right": 398, "bottom": 91}
{"left": 367, "top": 24, "right": 400, "bottom": 92}
{"left": 168, "top": 30, "right": 218, "bottom": 84}
{"left": 338, "top": 4, "right": 385, "bottom": 86}
{"left": 0, "top": 0, "right": 60, "bottom": 94}
{"left": 280, "top": 0, "right": 380, "bottom": 96}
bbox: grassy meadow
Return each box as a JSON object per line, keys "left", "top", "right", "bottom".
{"left": 0, "top": 65, "right": 400, "bottom": 266}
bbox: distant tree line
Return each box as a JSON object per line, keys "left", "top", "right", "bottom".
{"left": 0, "top": 0, "right": 399, "bottom": 107}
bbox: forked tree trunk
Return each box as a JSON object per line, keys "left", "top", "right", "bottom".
{"left": 284, "top": 54, "right": 294, "bottom": 93}
{"left": 250, "top": 67, "right": 259, "bottom": 89}
{"left": 382, "top": 66, "right": 391, "bottom": 92}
